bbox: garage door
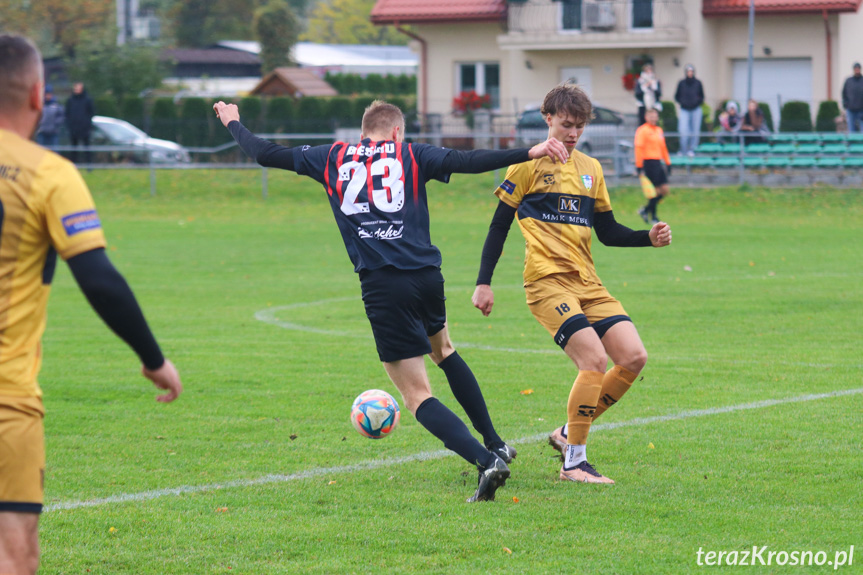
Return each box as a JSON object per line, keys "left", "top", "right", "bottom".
{"left": 732, "top": 58, "right": 812, "bottom": 128}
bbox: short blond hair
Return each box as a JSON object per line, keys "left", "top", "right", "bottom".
{"left": 0, "top": 34, "right": 42, "bottom": 110}
{"left": 361, "top": 100, "right": 405, "bottom": 138}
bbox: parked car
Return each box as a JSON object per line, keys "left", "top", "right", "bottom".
{"left": 512, "top": 105, "right": 630, "bottom": 155}
{"left": 65, "top": 116, "right": 191, "bottom": 164}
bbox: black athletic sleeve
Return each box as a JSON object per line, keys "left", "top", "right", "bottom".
{"left": 440, "top": 148, "right": 532, "bottom": 174}
{"left": 476, "top": 201, "right": 518, "bottom": 285}
{"left": 66, "top": 248, "right": 165, "bottom": 370}
{"left": 593, "top": 211, "right": 653, "bottom": 247}
{"left": 228, "top": 120, "right": 297, "bottom": 171}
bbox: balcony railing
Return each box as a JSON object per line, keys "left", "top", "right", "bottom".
{"left": 506, "top": 0, "right": 687, "bottom": 41}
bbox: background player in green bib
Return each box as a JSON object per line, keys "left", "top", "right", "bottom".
{"left": 472, "top": 83, "right": 672, "bottom": 484}
{"left": 0, "top": 35, "right": 182, "bottom": 575}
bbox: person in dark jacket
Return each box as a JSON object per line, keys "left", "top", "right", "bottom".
{"left": 65, "top": 82, "right": 94, "bottom": 163}
{"left": 36, "top": 84, "right": 64, "bottom": 147}
{"left": 842, "top": 63, "right": 863, "bottom": 133}
{"left": 674, "top": 65, "right": 705, "bottom": 156}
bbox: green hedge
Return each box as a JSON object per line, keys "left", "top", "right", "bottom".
{"left": 265, "top": 97, "right": 295, "bottom": 133}
{"left": 179, "top": 97, "right": 211, "bottom": 146}
{"left": 121, "top": 97, "right": 145, "bottom": 130}
{"left": 239, "top": 97, "right": 264, "bottom": 133}
{"left": 779, "top": 101, "right": 812, "bottom": 132}
{"left": 816, "top": 100, "right": 840, "bottom": 132}
{"left": 659, "top": 100, "right": 679, "bottom": 153}
{"left": 94, "top": 95, "right": 118, "bottom": 118}
{"left": 150, "top": 98, "right": 177, "bottom": 141}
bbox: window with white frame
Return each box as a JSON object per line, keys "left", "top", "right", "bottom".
{"left": 457, "top": 62, "right": 500, "bottom": 109}
{"left": 631, "top": 0, "right": 653, "bottom": 28}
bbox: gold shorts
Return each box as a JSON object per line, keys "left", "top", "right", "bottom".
{"left": 0, "top": 396, "right": 45, "bottom": 513}
{"left": 525, "top": 273, "right": 630, "bottom": 348}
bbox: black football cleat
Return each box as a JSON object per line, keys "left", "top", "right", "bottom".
{"left": 467, "top": 454, "right": 510, "bottom": 502}
{"left": 487, "top": 442, "right": 517, "bottom": 464}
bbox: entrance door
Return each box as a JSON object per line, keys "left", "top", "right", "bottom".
{"left": 732, "top": 58, "right": 812, "bottom": 128}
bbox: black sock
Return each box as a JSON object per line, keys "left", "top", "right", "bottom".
{"left": 647, "top": 196, "right": 661, "bottom": 219}
{"left": 438, "top": 351, "right": 502, "bottom": 448}
{"left": 415, "top": 397, "right": 494, "bottom": 467}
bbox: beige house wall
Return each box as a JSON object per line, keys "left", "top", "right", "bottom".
{"left": 411, "top": 3, "right": 863, "bottom": 122}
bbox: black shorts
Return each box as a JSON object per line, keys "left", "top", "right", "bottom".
{"left": 643, "top": 159, "right": 668, "bottom": 187}
{"left": 359, "top": 266, "right": 447, "bottom": 362}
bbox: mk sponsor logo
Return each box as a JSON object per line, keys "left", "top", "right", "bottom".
{"left": 558, "top": 196, "right": 581, "bottom": 214}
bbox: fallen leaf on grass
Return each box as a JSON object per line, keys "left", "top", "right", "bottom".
{"left": 502, "top": 547, "right": 513, "bottom": 555}
{"left": 289, "top": 434, "right": 298, "bottom": 441}
{"left": 520, "top": 389, "right": 534, "bottom": 395}
{"left": 109, "top": 527, "right": 116, "bottom": 533}
{"left": 216, "top": 507, "right": 228, "bottom": 513}
{"left": 512, "top": 497, "right": 520, "bottom": 503}
{"left": 648, "top": 442, "right": 655, "bottom": 449}
{"left": 328, "top": 480, "right": 337, "bottom": 485}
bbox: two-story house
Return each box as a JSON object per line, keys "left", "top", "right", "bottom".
{"left": 371, "top": 0, "right": 863, "bottom": 124}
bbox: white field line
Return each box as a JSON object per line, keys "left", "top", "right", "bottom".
{"left": 45, "top": 387, "right": 863, "bottom": 512}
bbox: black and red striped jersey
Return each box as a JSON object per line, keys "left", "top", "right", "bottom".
{"left": 294, "top": 139, "right": 453, "bottom": 272}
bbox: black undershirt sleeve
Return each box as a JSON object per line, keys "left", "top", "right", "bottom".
{"left": 441, "top": 148, "right": 531, "bottom": 174}
{"left": 476, "top": 201, "right": 518, "bottom": 285}
{"left": 66, "top": 248, "right": 165, "bottom": 370}
{"left": 593, "top": 210, "right": 653, "bottom": 247}
{"left": 228, "top": 120, "right": 297, "bottom": 171}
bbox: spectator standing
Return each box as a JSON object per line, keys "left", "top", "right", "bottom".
{"left": 635, "top": 63, "right": 662, "bottom": 125}
{"left": 36, "top": 84, "right": 64, "bottom": 147}
{"left": 842, "top": 62, "right": 863, "bottom": 133}
{"left": 674, "top": 65, "right": 704, "bottom": 156}
{"left": 65, "top": 82, "right": 94, "bottom": 163}
{"left": 740, "top": 99, "right": 769, "bottom": 143}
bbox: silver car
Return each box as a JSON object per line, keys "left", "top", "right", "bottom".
{"left": 89, "top": 116, "right": 191, "bottom": 164}
{"left": 513, "top": 106, "right": 630, "bottom": 156}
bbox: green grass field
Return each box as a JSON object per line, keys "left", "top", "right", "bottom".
{"left": 38, "top": 169, "right": 862, "bottom": 573}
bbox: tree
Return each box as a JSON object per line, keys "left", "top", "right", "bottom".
{"left": 302, "top": 0, "right": 408, "bottom": 45}
{"left": 254, "top": 0, "right": 299, "bottom": 74}
{"left": 169, "top": 0, "right": 257, "bottom": 47}
{"left": 0, "top": 0, "right": 114, "bottom": 58}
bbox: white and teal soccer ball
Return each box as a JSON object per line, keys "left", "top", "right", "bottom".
{"left": 350, "top": 389, "right": 400, "bottom": 439}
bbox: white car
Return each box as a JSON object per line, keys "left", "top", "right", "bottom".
{"left": 89, "top": 116, "right": 191, "bottom": 164}
{"left": 513, "top": 106, "right": 631, "bottom": 156}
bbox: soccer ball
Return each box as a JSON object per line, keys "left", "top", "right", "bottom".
{"left": 350, "top": 389, "right": 400, "bottom": 439}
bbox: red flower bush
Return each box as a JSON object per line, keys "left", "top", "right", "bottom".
{"left": 452, "top": 90, "right": 492, "bottom": 114}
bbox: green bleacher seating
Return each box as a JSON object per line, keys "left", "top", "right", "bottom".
{"left": 745, "top": 143, "right": 771, "bottom": 154}
{"left": 847, "top": 144, "right": 863, "bottom": 154}
{"left": 743, "top": 157, "right": 766, "bottom": 168}
{"left": 671, "top": 155, "right": 693, "bottom": 167}
{"left": 795, "top": 133, "right": 819, "bottom": 143}
{"left": 790, "top": 157, "right": 817, "bottom": 168}
{"left": 770, "top": 134, "right": 795, "bottom": 143}
{"left": 820, "top": 133, "right": 845, "bottom": 143}
{"left": 696, "top": 142, "right": 722, "bottom": 154}
{"left": 713, "top": 157, "right": 740, "bottom": 168}
{"left": 765, "top": 157, "right": 791, "bottom": 168}
{"left": 690, "top": 157, "right": 714, "bottom": 168}
{"left": 770, "top": 144, "right": 796, "bottom": 154}
{"left": 795, "top": 143, "right": 821, "bottom": 155}
{"left": 843, "top": 157, "right": 863, "bottom": 167}
{"left": 821, "top": 143, "right": 848, "bottom": 154}
{"left": 847, "top": 133, "right": 863, "bottom": 143}
{"left": 816, "top": 157, "right": 844, "bottom": 168}
{"left": 720, "top": 143, "right": 741, "bottom": 154}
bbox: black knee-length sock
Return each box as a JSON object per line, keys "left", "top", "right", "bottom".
{"left": 414, "top": 397, "right": 494, "bottom": 467}
{"left": 438, "top": 351, "right": 503, "bottom": 448}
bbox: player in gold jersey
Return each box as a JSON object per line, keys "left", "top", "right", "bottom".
{"left": 472, "top": 84, "right": 671, "bottom": 484}
{"left": 0, "top": 35, "right": 182, "bottom": 574}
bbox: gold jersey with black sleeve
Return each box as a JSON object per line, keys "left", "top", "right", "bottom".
{"left": 0, "top": 129, "right": 107, "bottom": 402}
{"left": 494, "top": 150, "right": 611, "bottom": 286}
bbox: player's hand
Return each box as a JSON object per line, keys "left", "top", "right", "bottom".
{"left": 143, "top": 359, "right": 183, "bottom": 403}
{"left": 649, "top": 221, "right": 672, "bottom": 247}
{"left": 528, "top": 137, "right": 569, "bottom": 164}
{"left": 213, "top": 101, "right": 240, "bottom": 128}
{"left": 472, "top": 284, "right": 495, "bottom": 317}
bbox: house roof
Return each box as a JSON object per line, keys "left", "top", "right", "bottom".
{"left": 160, "top": 48, "right": 260, "bottom": 65}
{"left": 250, "top": 67, "right": 338, "bottom": 98}
{"left": 702, "top": 0, "right": 862, "bottom": 16}
{"left": 370, "top": 0, "right": 507, "bottom": 24}
{"left": 215, "top": 41, "right": 417, "bottom": 69}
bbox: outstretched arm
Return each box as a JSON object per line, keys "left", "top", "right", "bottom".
{"left": 213, "top": 101, "right": 297, "bottom": 170}
{"left": 594, "top": 211, "right": 671, "bottom": 247}
{"left": 67, "top": 248, "right": 182, "bottom": 402}
{"left": 441, "top": 138, "right": 569, "bottom": 174}
{"left": 472, "top": 201, "right": 517, "bottom": 316}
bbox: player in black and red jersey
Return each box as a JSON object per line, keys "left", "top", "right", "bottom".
{"left": 214, "top": 99, "right": 568, "bottom": 502}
